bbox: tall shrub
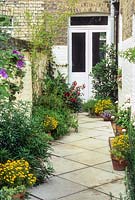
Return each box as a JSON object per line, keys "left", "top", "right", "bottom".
{"left": 92, "top": 44, "right": 118, "bottom": 102}
{"left": 0, "top": 102, "right": 53, "bottom": 183}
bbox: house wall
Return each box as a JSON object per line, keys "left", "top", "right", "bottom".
{"left": 0, "top": 0, "right": 110, "bottom": 102}
{"left": 118, "top": 0, "right": 135, "bottom": 112}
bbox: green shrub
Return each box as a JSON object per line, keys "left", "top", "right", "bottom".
{"left": 33, "top": 106, "right": 77, "bottom": 139}
{"left": 33, "top": 73, "right": 79, "bottom": 139}
{"left": 91, "top": 44, "right": 118, "bottom": 102}
{"left": 82, "top": 99, "right": 98, "bottom": 116}
{"left": 0, "top": 102, "right": 53, "bottom": 183}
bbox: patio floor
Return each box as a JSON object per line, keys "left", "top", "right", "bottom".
{"left": 29, "top": 113, "right": 126, "bottom": 200}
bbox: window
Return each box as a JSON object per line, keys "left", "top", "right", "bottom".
{"left": 71, "top": 16, "right": 108, "bottom": 26}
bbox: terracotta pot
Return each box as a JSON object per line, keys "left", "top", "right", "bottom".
{"left": 103, "top": 117, "right": 112, "bottom": 121}
{"left": 111, "top": 156, "right": 128, "bottom": 171}
{"left": 12, "top": 192, "right": 25, "bottom": 200}
{"left": 116, "top": 125, "right": 123, "bottom": 136}
{"left": 108, "top": 137, "right": 128, "bottom": 171}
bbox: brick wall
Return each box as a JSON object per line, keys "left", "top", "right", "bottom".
{"left": 0, "top": 0, "right": 110, "bottom": 45}
{"left": 120, "top": 0, "right": 134, "bottom": 40}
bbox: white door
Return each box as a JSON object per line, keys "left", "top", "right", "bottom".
{"left": 69, "top": 28, "right": 107, "bottom": 101}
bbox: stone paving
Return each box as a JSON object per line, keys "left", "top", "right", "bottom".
{"left": 29, "top": 113, "right": 126, "bottom": 200}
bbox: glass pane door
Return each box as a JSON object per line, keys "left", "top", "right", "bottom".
{"left": 72, "top": 32, "right": 85, "bottom": 72}
{"left": 92, "top": 32, "right": 106, "bottom": 67}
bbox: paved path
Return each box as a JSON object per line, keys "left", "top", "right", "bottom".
{"left": 29, "top": 113, "right": 125, "bottom": 200}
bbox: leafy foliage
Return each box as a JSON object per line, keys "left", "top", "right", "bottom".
{"left": 0, "top": 102, "right": 53, "bottom": 183}
{"left": 0, "top": 29, "right": 25, "bottom": 101}
{"left": 33, "top": 73, "right": 79, "bottom": 139}
{"left": 92, "top": 44, "right": 118, "bottom": 102}
{"left": 82, "top": 99, "right": 98, "bottom": 116}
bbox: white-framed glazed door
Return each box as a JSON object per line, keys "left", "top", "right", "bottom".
{"left": 69, "top": 29, "right": 91, "bottom": 101}
{"left": 69, "top": 28, "right": 108, "bottom": 101}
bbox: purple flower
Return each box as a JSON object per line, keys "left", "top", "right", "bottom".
{"left": 0, "top": 68, "right": 8, "bottom": 79}
{"left": 12, "top": 50, "right": 21, "bottom": 55}
{"left": 16, "top": 60, "right": 25, "bottom": 69}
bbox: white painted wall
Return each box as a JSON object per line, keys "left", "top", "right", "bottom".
{"left": 118, "top": 15, "right": 135, "bottom": 113}
{"left": 52, "top": 45, "right": 68, "bottom": 79}
{"left": 16, "top": 55, "right": 32, "bottom": 102}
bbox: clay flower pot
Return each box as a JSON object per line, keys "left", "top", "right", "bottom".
{"left": 111, "top": 155, "right": 128, "bottom": 171}
{"left": 109, "top": 137, "right": 128, "bottom": 171}
{"left": 12, "top": 192, "right": 25, "bottom": 199}
{"left": 116, "top": 125, "right": 123, "bottom": 136}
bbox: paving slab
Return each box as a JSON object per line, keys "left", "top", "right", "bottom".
{"left": 93, "top": 146, "right": 111, "bottom": 155}
{"left": 59, "top": 189, "right": 113, "bottom": 200}
{"left": 59, "top": 167, "right": 122, "bottom": 188}
{"left": 95, "top": 179, "right": 125, "bottom": 198}
{"left": 93, "top": 133, "right": 114, "bottom": 141}
{"left": 77, "top": 127, "right": 104, "bottom": 136}
{"left": 29, "top": 177, "right": 86, "bottom": 200}
{"left": 52, "top": 143, "right": 85, "bottom": 157}
{"left": 95, "top": 161, "right": 125, "bottom": 176}
{"left": 57, "top": 132, "right": 90, "bottom": 143}
{"left": 65, "top": 150, "right": 111, "bottom": 166}
{"left": 51, "top": 155, "right": 87, "bottom": 175}
{"left": 29, "top": 195, "right": 40, "bottom": 200}
{"left": 69, "top": 138, "right": 108, "bottom": 150}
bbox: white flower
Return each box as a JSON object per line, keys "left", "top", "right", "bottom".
{"left": 122, "top": 129, "right": 126, "bottom": 133}
{"left": 125, "top": 94, "right": 131, "bottom": 103}
{"left": 133, "top": 122, "right": 135, "bottom": 127}
{"left": 111, "top": 116, "right": 115, "bottom": 120}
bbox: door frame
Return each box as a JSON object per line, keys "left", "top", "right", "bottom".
{"left": 68, "top": 25, "right": 110, "bottom": 100}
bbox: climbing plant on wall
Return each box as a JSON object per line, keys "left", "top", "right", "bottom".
{"left": 24, "top": 0, "right": 78, "bottom": 100}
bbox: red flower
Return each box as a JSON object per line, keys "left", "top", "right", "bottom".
{"left": 64, "top": 92, "right": 70, "bottom": 97}
{"left": 70, "top": 98, "right": 77, "bottom": 102}
{"left": 72, "top": 81, "right": 77, "bottom": 87}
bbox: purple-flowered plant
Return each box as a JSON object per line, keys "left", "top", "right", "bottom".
{"left": 0, "top": 68, "right": 8, "bottom": 79}
{"left": 101, "top": 111, "right": 112, "bottom": 119}
{"left": 0, "top": 49, "right": 25, "bottom": 101}
{"left": 17, "top": 60, "right": 25, "bottom": 69}
{"left": 12, "top": 50, "right": 25, "bottom": 69}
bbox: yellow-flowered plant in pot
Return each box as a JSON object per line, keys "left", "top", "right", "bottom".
{"left": 94, "top": 99, "right": 114, "bottom": 115}
{"left": 44, "top": 115, "right": 58, "bottom": 133}
{"left": 109, "top": 134, "right": 130, "bottom": 170}
{"left": 0, "top": 159, "right": 36, "bottom": 188}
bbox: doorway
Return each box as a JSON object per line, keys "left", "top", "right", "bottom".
{"left": 68, "top": 16, "right": 110, "bottom": 100}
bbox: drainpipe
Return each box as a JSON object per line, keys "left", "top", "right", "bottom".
{"left": 111, "top": 0, "right": 119, "bottom": 65}
{"left": 110, "top": 0, "right": 115, "bottom": 44}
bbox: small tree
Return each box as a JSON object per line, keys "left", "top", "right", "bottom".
{"left": 92, "top": 44, "right": 118, "bottom": 102}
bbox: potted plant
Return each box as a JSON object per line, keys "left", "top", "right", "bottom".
{"left": 115, "top": 104, "right": 131, "bottom": 135}
{"left": 101, "top": 110, "right": 113, "bottom": 121}
{"left": 109, "top": 134, "right": 129, "bottom": 171}
{"left": 0, "top": 159, "right": 36, "bottom": 199}
{"left": 94, "top": 99, "right": 114, "bottom": 116}
{"left": 0, "top": 185, "right": 26, "bottom": 200}
{"left": 44, "top": 115, "right": 58, "bottom": 135}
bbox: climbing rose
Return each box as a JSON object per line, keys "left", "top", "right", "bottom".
{"left": 0, "top": 68, "right": 8, "bottom": 79}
